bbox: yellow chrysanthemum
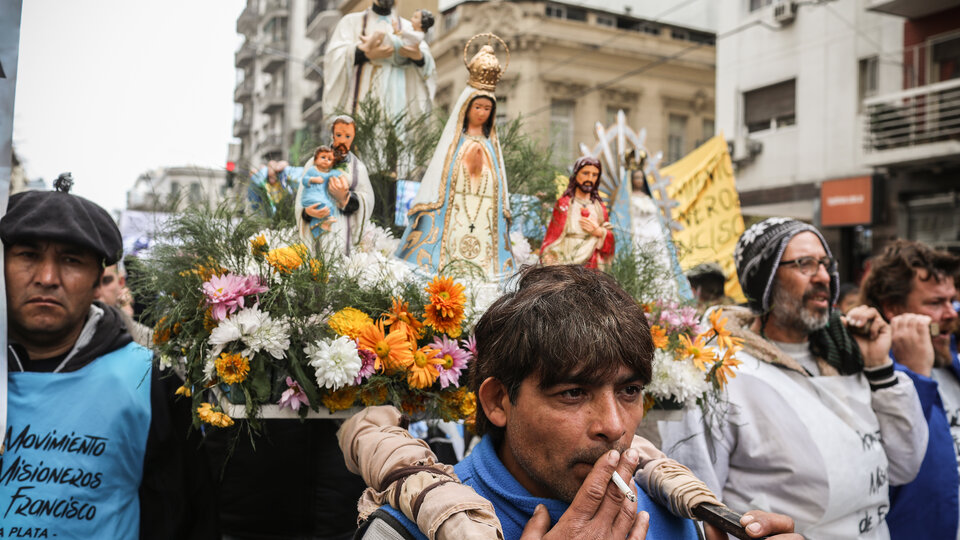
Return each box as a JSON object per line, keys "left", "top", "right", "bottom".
{"left": 383, "top": 297, "right": 424, "bottom": 342}
{"left": 197, "top": 402, "right": 234, "bottom": 428}
{"left": 215, "top": 352, "right": 250, "bottom": 385}
{"left": 266, "top": 245, "right": 306, "bottom": 274}
{"left": 328, "top": 307, "right": 374, "bottom": 340}
{"left": 357, "top": 320, "right": 414, "bottom": 372}
{"left": 678, "top": 333, "right": 716, "bottom": 372}
{"left": 174, "top": 385, "right": 192, "bottom": 397}
{"left": 359, "top": 385, "right": 389, "bottom": 407}
{"left": 250, "top": 234, "right": 268, "bottom": 257}
{"left": 407, "top": 346, "right": 442, "bottom": 389}
{"left": 322, "top": 386, "right": 358, "bottom": 412}
{"left": 424, "top": 277, "right": 466, "bottom": 336}
{"left": 650, "top": 325, "right": 668, "bottom": 349}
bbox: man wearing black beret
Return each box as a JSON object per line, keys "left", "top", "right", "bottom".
{"left": 0, "top": 179, "right": 216, "bottom": 539}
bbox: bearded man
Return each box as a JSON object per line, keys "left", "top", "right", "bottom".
{"left": 660, "top": 218, "right": 928, "bottom": 539}
{"left": 859, "top": 239, "right": 960, "bottom": 539}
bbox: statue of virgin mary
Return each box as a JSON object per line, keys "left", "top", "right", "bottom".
{"left": 395, "top": 36, "right": 514, "bottom": 279}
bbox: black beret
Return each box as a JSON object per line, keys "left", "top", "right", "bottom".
{"left": 1, "top": 190, "right": 123, "bottom": 265}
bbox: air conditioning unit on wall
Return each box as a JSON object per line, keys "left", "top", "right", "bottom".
{"left": 773, "top": 0, "right": 798, "bottom": 25}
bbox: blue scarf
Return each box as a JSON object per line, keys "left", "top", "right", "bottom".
{"left": 382, "top": 436, "right": 697, "bottom": 540}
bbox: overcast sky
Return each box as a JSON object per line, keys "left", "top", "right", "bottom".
{"left": 13, "top": 0, "right": 245, "bottom": 215}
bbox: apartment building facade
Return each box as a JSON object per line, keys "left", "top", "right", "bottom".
{"left": 864, "top": 0, "right": 960, "bottom": 254}
{"left": 716, "top": 0, "right": 908, "bottom": 280}
{"left": 233, "top": 0, "right": 338, "bottom": 170}
{"left": 431, "top": 0, "right": 717, "bottom": 169}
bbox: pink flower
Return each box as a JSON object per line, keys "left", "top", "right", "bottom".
{"left": 354, "top": 347, "right": 377, "bottom": 384}
{"left": 433, "top": 336, "right": 469, "bottom": 389}
{"left": 278, "top": 376, "right": 310, "bottom": 411}
{"left": 202, "top": 273, "right": 268, "bottom": 321}
{"left": 462, "top": 335, "right": 477, "bottom": 360}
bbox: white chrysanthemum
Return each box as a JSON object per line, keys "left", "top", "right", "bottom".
{"left": 645, "top": 349, "right": 711, "bottom": 409}
{"left": 340, "top": 251, "right": 418, "bottom": 294}
{"left": 305, "top": 335, "right": 362, "bottom": 390}
{"left": 359, "top": 225, "right": 400, "bottom": 256}
{"left": 202, "top": 358, "right": 216, "bottom": 381}
{"left": 509, "top": 231, "right": 538, "bottom": 267}
{"left": 208, "top": 305, "right": 290, "bottom": 360}
{"left": 208, "top": 317, "right": 243, "bottom": 357}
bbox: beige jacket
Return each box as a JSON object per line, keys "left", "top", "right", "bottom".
{"left": 338, "top": 406, "right": 720, "bottom": 539}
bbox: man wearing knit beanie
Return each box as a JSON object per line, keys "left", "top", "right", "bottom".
{"left": 661, "top": 217, "right": 928, "bottom": 539}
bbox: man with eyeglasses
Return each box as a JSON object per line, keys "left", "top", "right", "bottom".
{"left": 859, "top": 239, "right": 960, "bottom": 539}
{"left": 660, "top": 217, "right": 927, "bottom": 539}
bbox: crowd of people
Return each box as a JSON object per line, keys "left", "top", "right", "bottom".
{"left": 2, "top": 174, "right": 959, "bottom": 540}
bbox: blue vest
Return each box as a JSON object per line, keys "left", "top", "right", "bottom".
{"left": 887, "top": 341, "right": 960, "bottom": 540}
{"left": 0, "top": 343, "right": 153, "bottom": 539}
{"left": 380, "top": 435, "right": 698, "bottom": 540}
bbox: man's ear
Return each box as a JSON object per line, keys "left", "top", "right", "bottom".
{"left": 881, "top": 301, "right": 902, "bottom": 322}
{"left": 478, "top": 377, "right": 509, "bottom": 428}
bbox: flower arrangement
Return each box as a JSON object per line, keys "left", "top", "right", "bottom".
{"left": 642, "top": 302, "right": 743, "bottom": 411}
{"left": 140, "top": 210, "right": 479, "bottom": 429}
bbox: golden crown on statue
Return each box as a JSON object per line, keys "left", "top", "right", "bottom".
{"left": 463, "top": 33, "right": 509, "bottom": 91}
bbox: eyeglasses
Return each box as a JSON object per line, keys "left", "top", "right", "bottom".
{"left": 779, "top": 256, "right": 836, "bottom": 276}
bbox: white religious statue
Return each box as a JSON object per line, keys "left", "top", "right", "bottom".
{"left": 323, "top": 0, "right": 436, "bottom": 123}
{"left": 395, "top": 35, "right": 514, "bottom": 280}
{"left": 295, "top": 115, "right": 374, "bottom": 256}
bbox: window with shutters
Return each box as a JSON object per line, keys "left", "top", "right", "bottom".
{"left": 744, "top": 79, "right": 796, "bottom": 133}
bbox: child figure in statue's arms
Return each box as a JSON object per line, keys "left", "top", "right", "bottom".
{"left": 302, "top": 145, "right": 343, "bottom": 234}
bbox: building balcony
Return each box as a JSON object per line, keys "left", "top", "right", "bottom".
{"left": 261, "top": 40, "right": 289, "bottom": 73}
{"left": 306, "top": 1, "right": 338, "bottom": 40}
{"left": 303, "top": 87, "right": 324, "bottom": 123}
{"left": 236, "top": 2, "right": 259, "bottom": 36}
{"left": 866, "top": 0, "right": 960, "bottom": 19}
{"left": 233, "top": 115, "right": 252, "bottom": 137}
{"left": 304, "top": 44, "right": 325, "bottom": 81}
{"left": 234, "top": 78, "right": 254, "bottom": 102}
{"left": 259, "top": 133, "right": 285, "bottom": 159}
{"left": 235, "top": 45, "right": 255, "bottom": 68}
{"left": 262, "top": 0, "right": 289, "bottom": 21}
{"left": 863, "top": 78, "right": 960, "bottom": 167}
{"left": 261, "top": 87, "right": 285, "bottom": 114}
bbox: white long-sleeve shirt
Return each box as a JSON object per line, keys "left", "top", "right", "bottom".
{"left": 659, "top": 308, "right": 927, "bottom": 540}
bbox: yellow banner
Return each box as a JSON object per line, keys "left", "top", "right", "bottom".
{"left": 656, "top": 134, "right": 745, "bottom": 302}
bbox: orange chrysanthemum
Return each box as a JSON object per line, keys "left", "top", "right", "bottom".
{"left": 407, "top": 346, "right": 443, "bottom": 389}
{"left": 712, "top": 347, "right": 743, "bottom": 390}
{"left": 215, "top": 352, "right": 250, "bottom": 385}
{"left": 357, "top": 320, "right": 414, "bottom": 372}
{"left": 383, "top": 297, "right": 424, "bottom": 342}
{"left": 328, "top": 307, "right": 374, "bottom": 340}
{"left": 650, "top": 325, "right": 669, "bottom": 349}
{"left": 678, "top": 333, "right": 716, "bottom": 372}
{"left": 424, "top": 277, "right": 466, "bottom": 336}
{"left": 708, "top": 308, "right": 741, "bottom": 351}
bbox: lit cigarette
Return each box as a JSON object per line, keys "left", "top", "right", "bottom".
{"left": 611, "top": 471, "right": 637, "bottom": 502}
